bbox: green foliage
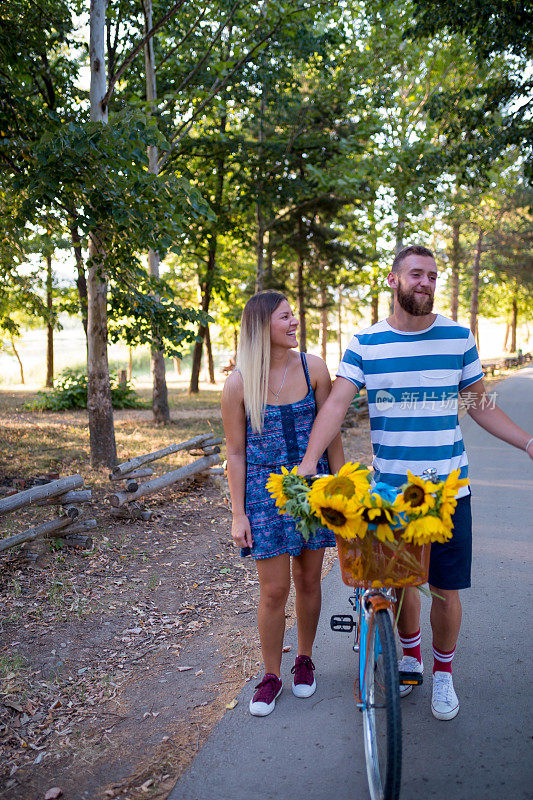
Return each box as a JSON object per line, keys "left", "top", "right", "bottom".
{"left": 409, "top": 0, "right": 533, "bottom": 60}
{"left": 107, "top": 271, "right": 211, "bottom": 356}
{"left": 409, "top": 0, "right": 533, "bottom": 183}
{"left": 1, "top": 0, "right": 532, "bottom": 368}
{"left": 26, "top": 369, "right": 146, "bottom": 411}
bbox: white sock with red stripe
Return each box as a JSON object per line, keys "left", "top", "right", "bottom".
{"left": 399, "top": 629, "right": 421, "bottom": 664}
{"left": 433, "top": 643, "right": 456, "bottom": 674}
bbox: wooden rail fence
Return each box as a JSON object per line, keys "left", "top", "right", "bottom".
{"left": 0, "top": 435, "right": 224, "bottom": 553}
{"left": 0, "top": 475, "right": 95, "bottom": 554}
{"left": 107, "top": 434, "right": 223, "bottom": 520}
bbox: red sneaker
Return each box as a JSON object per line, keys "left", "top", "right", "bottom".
{"left": 291, "top": 655, "right": 316, "bottom": 698}
{"left": 249, "top": 673, "right": 283, "bottom": 717}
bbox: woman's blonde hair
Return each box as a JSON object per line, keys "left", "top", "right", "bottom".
{"left": 236, "top": 290, "right": 287, "bottom": 433}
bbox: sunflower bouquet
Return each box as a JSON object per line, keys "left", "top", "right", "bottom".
{"left": 266, "top": 462, "right": 468, "bottom": 588}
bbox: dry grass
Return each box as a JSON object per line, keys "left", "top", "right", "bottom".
{"left": 0, "top": 385, "right": 224, "bottom": 487}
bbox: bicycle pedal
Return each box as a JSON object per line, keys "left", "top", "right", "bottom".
{"left": 399, "top": 671, "right": 423, "bottom": 686}
{"left": 330, "top": 614, "right": 356, "bottom": 632}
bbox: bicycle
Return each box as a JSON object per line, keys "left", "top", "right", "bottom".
{"left": 298, "top": 468, "right": 437, "bottom": 800}
{"left": 327, "top": 468, "right": 436, "bottom": 800}
{"left": 331, "top": 586, "right": 422, "bottom": 800}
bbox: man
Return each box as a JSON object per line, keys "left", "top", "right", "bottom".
{"left": 299, "top": 244, "right": 533, "bottom": 720}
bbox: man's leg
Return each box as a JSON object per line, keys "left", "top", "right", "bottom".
{"left": 427, "top": 495, "right": 471, "bottom": 720}
{"left": 396, "top": 585, "right": 421, "bottom": 639}
{"left": 429, "top": 586, "right": 462, "bottom": 659}
{"left": 429, "top": 586, "right": 462, "bottom": 720}
{"left": 396, "top": 587, "right": 423, "bottom": 696}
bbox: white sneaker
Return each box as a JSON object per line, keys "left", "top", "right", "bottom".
{"left": 431, "top": 671, "right": 459, "bottom": 720}
{"left": 398, "top": 655, "right": 423, "bottom": 697}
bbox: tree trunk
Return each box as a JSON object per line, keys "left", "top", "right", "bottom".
{"left": 395, "top": 215, "right": 405, "bottom": 254}
{"left": 87, "top": 232, "right": 117, "bottom": 467}
{"left": 503, "top": 321, "right": 510, "bottom": 352}
{"left": 255, "top": 203, "right": 265, "bottom": 292}
{"left": 370, "top": 265, "right": 379, "bottom": 325}
{"left": 70, "top": 222, "right": 88, "bottom": 339}
{"left": 45, "top": 254, "right": 54, "bottom": 387}
{"left": 87, "top": 0, "right": 117, "bottom": 468}
{"left": 297, "top": 254, "right": 306, "bottom": 352}
{"left": 469, "top": 228, "right": 483, "bottom": 339}
{"left": 151, "top": 341, "right": 169, "bottom": 423}
{"left": 205, "top": 324, "right": 216, "bottom": 384}
{"left": 511, "top": 296, "right": 518, "bottom": 353}
{"left": 450, "top": 220, "right": 460, "bottom": 322}
{"left": 189, "top": 112, "right": 227, "bottom": 393}
{"left": 144, "top": 0, "right": 170, "bottom": 423}
{"left": 190, "top": 260, "right": 213, "bottom": 393}
{"left": 371, "top": 292, "right": 379, "bottom": 325}
{"left": 10, "top": 335, "right": 24, "bottom": 384}
{"left": 392, "top": 207, "right": 406, "bottom": 316}
{"left": 89, "top": 0, "right": 108, "bottom": 123}
{"left": 297, "top": 215, "right": 307, "bottom": 352}
{"left": 320, "top": 288, "right": 328, "bottom": 364}
{"left": 265, "top": 234, "right": 273, "bottom": 286}
{"left": 337, "top": 287, "right": 343, "bottom": 363}
{"left": 255, "top": 74, "right": 266, "bottom": 292}
{"left": 174, "top": 357, "right": 181, "bottom": 375}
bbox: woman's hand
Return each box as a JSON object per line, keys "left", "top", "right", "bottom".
{"left": 231, "top": 513, "right": 252, "bottom": 549}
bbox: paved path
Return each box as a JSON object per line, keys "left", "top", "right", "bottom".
{"left": 170, "top": 367, "right": 533, "bottom": 800}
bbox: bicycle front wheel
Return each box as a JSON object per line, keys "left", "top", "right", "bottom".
{"left": 362, "top": 608, "right": 402, "bottom": 800}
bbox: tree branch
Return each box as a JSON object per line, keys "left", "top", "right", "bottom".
{"left": 155, "top": 6, "right": 209, "bottom": 74}
{"left": 158, "top": 2, "right": 239, "bottom": 116}
{"left": 265, "top": 194, "right": 352, "bottom": 232}
{"left": 102, "top": 0, "right": 187, "bottom": 109}
{"left": 159, "top": 17, "right": 283, "bottom": 169}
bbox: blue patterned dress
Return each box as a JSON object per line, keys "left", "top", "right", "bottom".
{"left": 243, "top": 353, "right": 335, "bottom": 559}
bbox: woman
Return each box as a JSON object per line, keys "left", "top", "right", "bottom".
{"left": 221, "top": 291, "right": 344, "bottom": 717}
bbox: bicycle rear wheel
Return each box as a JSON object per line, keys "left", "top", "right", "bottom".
{"left": 362, "top": 607, "right": 402, "bottom": 800}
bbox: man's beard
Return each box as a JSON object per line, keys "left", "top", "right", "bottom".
{"left": 396, "top": 282, "right": 434, "bottom": 316}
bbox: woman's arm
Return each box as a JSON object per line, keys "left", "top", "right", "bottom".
{"left": 308, "top": 355, "right": 345, "bottom": 474}
{"left": 220, "top": 373, "right": 253, "bottom": 548}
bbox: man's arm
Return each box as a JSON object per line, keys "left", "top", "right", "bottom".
{"left": 308, "top": 354, "right": 345, "bottom": 473}
{"left": 463, "top": 379, "right": 533, "bottom": 459}
{"left": 299, "top": 376, "right": 358, "bottom": 474}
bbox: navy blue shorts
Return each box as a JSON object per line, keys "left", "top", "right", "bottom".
{"left": 428, "top": 494, "right": 472, "bottom": 590}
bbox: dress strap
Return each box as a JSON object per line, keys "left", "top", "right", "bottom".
{"left": 300, "top": 352, "right": 311, "bottom": 392}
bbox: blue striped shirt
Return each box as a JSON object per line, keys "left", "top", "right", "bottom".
{"left": 336, "top": 315, "right": 483, "bottom": 497}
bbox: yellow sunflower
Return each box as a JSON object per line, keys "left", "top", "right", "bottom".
{"left": 438, "top": 469, "right": 470, "bottom": 525}
{"left": 394, "top": 470, "right": 439, "bottom": 517}
{"left": 311, "top": 461, "right": 370, "bottom": 500}
{"left": 401, "top": 515, "right": 452, "bottom": 546}
{"left": 356, "top": 493, "right": 396, "bottom": 543}
{"left": 308, "top": 487, "right": 363, "bottom": 539}
{"left": 266, "top": 465, "right": 295, "bottom": 510}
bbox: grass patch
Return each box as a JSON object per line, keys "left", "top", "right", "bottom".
{"left": 0, "top": 652, "right": 28, "bottom": 678}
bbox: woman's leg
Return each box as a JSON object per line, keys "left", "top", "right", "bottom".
{"left": 291, "top": 548, "right": 325, "bottom": 656}
{"left": 255, "top": 554, "right": 291, "bottom": 676}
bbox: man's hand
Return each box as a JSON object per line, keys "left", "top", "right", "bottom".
{"left": 231, "top": 513, "right": 252, "bottom": 549}
{"left": 297, "top": 458, "right": 318, "bottom": 477}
